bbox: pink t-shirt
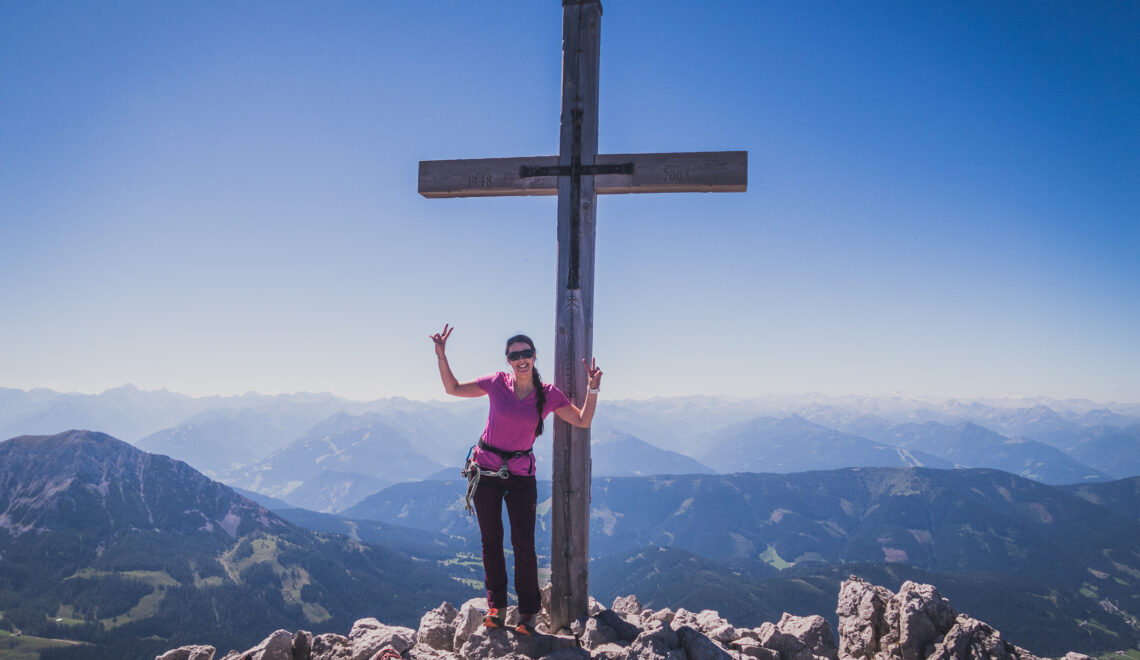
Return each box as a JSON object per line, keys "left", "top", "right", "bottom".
{"left": 474, "top": 372, "right": 572, "bottom": 476}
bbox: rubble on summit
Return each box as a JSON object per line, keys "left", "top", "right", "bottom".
{"left": 156, "top": 577, "right": 1094, "bottom": 660}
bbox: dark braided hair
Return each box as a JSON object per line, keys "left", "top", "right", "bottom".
{"left": 506, "top": 334, "right": 547, "bottom": 436}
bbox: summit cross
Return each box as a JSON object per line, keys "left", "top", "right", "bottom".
{"left": 417, "top": 0, "right": 747, "bottom": 631}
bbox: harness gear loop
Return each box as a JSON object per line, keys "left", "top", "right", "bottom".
{"left": 463, "top": 461, "right": 509, "bottom": 515}
{"left": 461, "top": 441, "right": 535, "bottom": 515}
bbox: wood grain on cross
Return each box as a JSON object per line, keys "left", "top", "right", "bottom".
{"left": 418, "top": 0, "right": 746, "bottom": 631}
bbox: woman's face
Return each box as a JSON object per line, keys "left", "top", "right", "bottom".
{"left": 506, "top": 341, "right": 535, "bottom": 377}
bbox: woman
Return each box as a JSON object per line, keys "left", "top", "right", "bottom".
{"left": 431, "top": 323, "right": 602, "bottom": 635}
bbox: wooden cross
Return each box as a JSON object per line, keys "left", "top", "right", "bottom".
{"left": 418, "top": 0, "right": 746, "bottom": 631}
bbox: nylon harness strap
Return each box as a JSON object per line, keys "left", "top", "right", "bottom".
{"left": 478, "top": 439, "right": 534, "bottom": 461}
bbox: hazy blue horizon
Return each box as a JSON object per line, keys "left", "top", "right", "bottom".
{"left": 3, "top": 1, "right": 1137, "bottom": 402}
{"left": 4, "top": 382, "right": 1138, "bottom": 412}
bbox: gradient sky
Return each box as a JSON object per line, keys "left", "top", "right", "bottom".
{"left": 2, "top": 1, "right": 1138, "bottom": 402}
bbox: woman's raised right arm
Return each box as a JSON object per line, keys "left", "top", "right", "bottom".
{"left": 431, "top": 324, "right": 485, "bottom": 398}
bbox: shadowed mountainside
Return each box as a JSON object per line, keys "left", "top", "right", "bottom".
{"left": 0, "top": 431, "right": 477, "bottom": 659}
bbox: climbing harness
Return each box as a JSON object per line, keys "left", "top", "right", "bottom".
{"left": 461, "top": 441, "right": 535, "bottom": 514}
{"left": 477, "top": 440, "right": 535, "bottom": 468}
{"left": 462, "top": 457, "right": 507, "bottom": 515}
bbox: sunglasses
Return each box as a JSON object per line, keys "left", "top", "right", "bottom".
{"left": 506, "top": 349, "right": 535, "bottom": 361}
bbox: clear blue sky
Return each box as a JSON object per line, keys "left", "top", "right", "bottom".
{"left": 2, "top": 1, "right": 1137, "bottom": 402}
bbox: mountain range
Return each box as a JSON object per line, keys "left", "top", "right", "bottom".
{"left": 0, "top": 431, "right": 477, "bottom": 659}
{"left": 2, "top": 385, "right": 1139, "bottom": 514}
{"left": 5, "top": 426, "right": 1140, "bottom": 657}
{"left": 224, "top": 412, "right": 451, "bottom": 513}
{"left": 345, "top": 467, "right": 1140, "bottom": 579}
{"left": 697, "top": 415, "right": 954, "bottom": 473}
{"left": 134, "top": 403, "right": 352, "bottom": 477}
{"left": 872, "top": 420, "right": 1111, "bottom": 483}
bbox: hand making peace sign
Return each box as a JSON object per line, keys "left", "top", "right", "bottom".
{"left": 583, "top": 357, "right": 603, "bottom": 390}
{"left": 430, "top": 323, "right": 453, "bottom": 358}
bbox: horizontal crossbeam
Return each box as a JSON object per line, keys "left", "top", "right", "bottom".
{"left": 418, "top": 150, "right": 747, "bottom": 199}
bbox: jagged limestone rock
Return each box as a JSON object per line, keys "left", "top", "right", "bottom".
{"left": 575, "top": 615, "right": 619, "bottom": 650}
{"left": 628, "top": 619, "right": 684, "bottom": 660}
{"left": 592, "top": 642, "right": 631, "bottom": 660}
{"left": 511, "top": 629, "right": 580, "bottom": 659}
{"left": 612, "top": 595, "right": 644, "bottom": 624}
{"left": 417, "top": 602, "right": 459, "bottom": 651}
{"left": 405, "top": 644, "right": 438, "bottom": 660}
{"left": 837, "top": 576, "right": 893, "bottom": 660}
{"left": 677, "top": 625, "right": 734, "bottom": 660}
{"left": 157, "top": 577, "right": 1102, "bottom": 660}
{"left": 602, "top": 609, "right": 642, "bottom": 642}
{"left": 452, "top": 598, "right": 487, "bottom": 651}
{"left": 670, "top": 608, "right": 737, "bottom": 644}
{"left": 733, "top": 628, "right": 761, "bottom": 642}
{"left": 457, "top": 630, "right": 528, "bottom": 660}
{"left": 928, "top": 615, "right": 1039, "bottom": 660}
{"left": 671, "top": 609, "right": 698, "bottom": 630}
{"left": 728, "top": 624, "right": 764, "bottom": 658}
{"left": 293, "top": 630, "right": 313, "bottom": 660}
{"left": 226, "top": 630, "right": 293, "bottom": 660}
{"left": 309, "top": 633, "right": 351, "bottom": 660}
{"left": 836, "top": 577, "right": 1045, "bottom": 660}
{"left": 347, "top": 618, "right": 416, "bottom": 660}
{"left": 645, "top": 608, "right": 676, "bottom": 626}
{"left": 155, "top": 646, "right": 216, "bottom": 660}
{"left": 459, "top": 627, "right": 577, "bottom": 660}
{"left": 758, "top": 613, "right": 839, "bottom": 660}
{"left": 702, "top": 611, "right": 737, "bottom": 644}
{"left": 539, "top": 583, "right": 554, "bottom": 633}
{"left": 778, "top": 613, "right": 839, "bottom": 660}
{"left": 891, "top": 582, "right": 957, "bottom": 660}
{"left": 734, "top": 637, "right": 780, "bottom": 660}
{"left": 407, "top": 642, "right": 458, "bottom": 660}
{"left": 571, "top": 608, "right": 642, "bottom": 651}
{"left": 543, "top": 648, "right": 591, "bottom": 660}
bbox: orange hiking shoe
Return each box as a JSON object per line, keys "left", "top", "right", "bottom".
{"left": 514, "top": 613, "right": 536, "bottom": 636}
{"left": 483, "top": 607, "right": 505, "bottom": 628}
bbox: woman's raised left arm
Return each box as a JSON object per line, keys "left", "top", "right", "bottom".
{"left": 553, "top": 358, "right": 603, "bottom": 428}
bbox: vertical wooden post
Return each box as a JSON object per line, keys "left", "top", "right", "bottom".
{"left": 550, "top": 0, "right": 600, "bottom": 633}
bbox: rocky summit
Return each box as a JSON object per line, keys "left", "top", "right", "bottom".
{"left": 156, "top": 577, "right": 1096, "bottom": 660}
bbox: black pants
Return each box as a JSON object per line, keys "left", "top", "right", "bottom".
{"left": 472, "top": 472, "right": 539, "bottom": 614}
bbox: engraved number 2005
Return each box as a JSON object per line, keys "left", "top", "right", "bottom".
{"left": 663, "top": 167, "right": 691, "bottom": 182}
